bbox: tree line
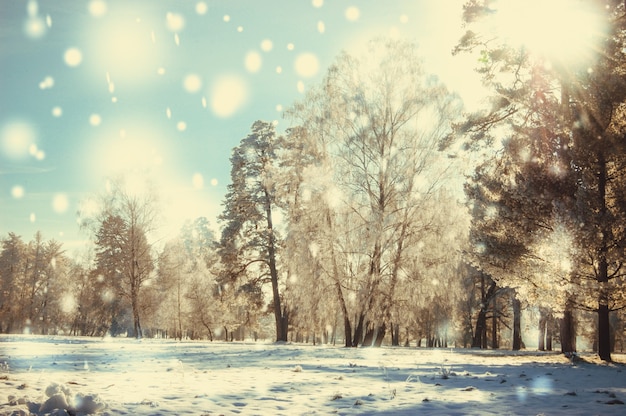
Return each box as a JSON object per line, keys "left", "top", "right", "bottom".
{"left": 2, "top": 2, "right": 626, "bottom": 361}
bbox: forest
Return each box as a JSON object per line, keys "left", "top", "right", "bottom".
{"left": 2, "top": 0, "right": 626, "bottom": 363}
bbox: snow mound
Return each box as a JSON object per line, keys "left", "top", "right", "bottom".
{"left": 4, "top": 382, "right": 108, "bottom": 415}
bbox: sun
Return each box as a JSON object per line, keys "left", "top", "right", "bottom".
{"left": 86, "top": 4, "right": 163, "bottom": 84}
{"left": 488, "top": 0, "right": 606, "bottom": 67}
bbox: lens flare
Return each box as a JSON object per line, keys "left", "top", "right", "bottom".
{"left": 294, "top": 53, "right": 320, "bottom": 78}
{"left": 210, "top": 75, "right": 249, "bottom": 118}
{"left": 64, "top": 48, "right": 83, "bottom": 67}
{"left": 0, "top": 120, "right": 37, "bottom": 159}
{"left": 183, "top": 74, "right": 203, "bottom": 93}
{"left": 245, "top": 51, "right": 262, "bottom": 73}
{"left": 345, "top": 6, "right": 360, "bottom": 22}
{"left": 52, "top": 194, "right": 69, "bottom": 214}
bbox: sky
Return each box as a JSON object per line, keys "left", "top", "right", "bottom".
{"left": 0, "top": 0, "right": 477, "bottom": 255}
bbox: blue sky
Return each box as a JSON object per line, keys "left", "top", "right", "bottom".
{"left": 0, "top": 0, "right": 473, "bottom": 254}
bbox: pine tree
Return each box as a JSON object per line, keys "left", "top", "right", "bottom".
{"left": 457, "top": 0, "right": 626, "bottom": 360}
{"left": 219, "top": 120, "right": 288, "bottom": 342}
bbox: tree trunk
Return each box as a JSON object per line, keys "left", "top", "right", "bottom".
{"left": 472, "top": 309, "right": 487, "bottom": 348}
{"left": 538, "top": 309, "right": 547, "bottom": 351}
{"left": 560, "top": 300, "right": 576, "bottom": 354}
{"left": 391, "top": 323, "right": 400, "bottom": 347}
{"left": 472, "top": 275, "right": 496, "bottom": 348}
{"left": 131, "top": 283, "right": 142, "bottom": 339}
{"left": 362, "top": 322, "right": 375, "bottom": 347}
{"left": 492, "top": 292, "right": 498, "bottom": 349}
{"left": 546, "top": 323, "right": 553, "bottom": 351}
{"left": 264, "top": 189, "right": 286, "bottom": 343}
{"left": 353, "top": 313, "right": 366, "bottom": 347}
{"left": 373, "top": 323, "right": 386, "bottom": 347}
{"left": 327, "top": 211, "right": 352, "bottom": 348}
{"left": 596, "top": 149, "right": 612, "bottom": 361}
{"left": 177, "top": 277, "right": 183, "bottom": 341}
{"left": 512, "top": 296, "right": 522, "bottom": 351}
{"left": 280, "top": 305, "right": 289, "bottom": 342}
{"left": 598, "top": 304, "right": 611, "bottom": 360}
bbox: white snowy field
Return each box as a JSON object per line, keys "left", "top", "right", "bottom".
{"left": 1, "top": 335, "right": 625, "bottom": 416}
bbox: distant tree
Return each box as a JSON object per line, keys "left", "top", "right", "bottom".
{"left": 28, "top": 235, "right": 65, "bottom": 334}
{"left": 81, "top": 177, "right": 158, "bottom": 338}
{"left": 0, "top": 233, "right": 27, "bottom": 333}
{"left": 0, "top": 232, "right": 69, "bottom": 335}
{"left": 67, "top": 257, "right": 112, "bottom": 336}
{"left": 179, "top": 218, "right": 220, "bottom": 340}
{"left": 156, "top": 218, "right": 219, "bottom": 340}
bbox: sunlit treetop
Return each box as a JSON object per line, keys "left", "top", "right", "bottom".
{"left": 458, "top": 0, "right": 609, "bottom": 71}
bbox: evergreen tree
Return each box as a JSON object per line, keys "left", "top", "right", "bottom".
{"left": 457, "top": 0, "right": 626, "bottom": 360}
{"left": 219, "top": 120, "right": 288, "bottom": 342}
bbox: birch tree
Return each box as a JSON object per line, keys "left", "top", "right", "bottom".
{"left": 81, "top": 177, "right": 158, "bottom": 338}
{"left": 287, "top": 38, "right": 463, "bottom": 346}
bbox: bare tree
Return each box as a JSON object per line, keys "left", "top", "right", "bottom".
{"left": 286, "top": 38, "right": 463, "bottom": 346}
{"left": 81, "top": 176, "right": 158, "bottom": 338}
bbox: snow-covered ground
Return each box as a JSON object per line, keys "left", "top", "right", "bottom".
{"left": 1, "top": 335, "right": 625, "bottom": 415}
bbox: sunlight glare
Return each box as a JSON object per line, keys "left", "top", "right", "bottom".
{"left": 192, "top": 173, "right": 204, "bottom": 189}
{"left": 78, "top": 197, "right": 100, "bottom": 220}
{"left": 196, "top": 2, "right": 208, "bottom": 15}
{"left": 261, "top": 39, "right": 273, "bottom": 52}
{"left": 0, "top": 120, "right": 37, "bottom": 160}
{"left": 29, "top": 143, "right": 45, "bottom": 161}
{"left": 489, "top": 0, "right": 604, "bottom": 66}
{"left": 294, "top": 53, "right": 320, "bottom": 78}
{"left": 27, "top": 0, "right": 38, "bottom": 16}
{"left": 23, "top": 17, "right": 47, "bottom": 39}
{"left": 64, "top": 48, "right": 83, "bottom": 67}
{"left": 52, "top": 193, "right": 69, "bottom": 214}
{"left": 11, "top": 186, "right": 25, "bottom": 199}
{"left": 183, "top": 73, "right": 203, "bottom": 93}
{"left": 39, "top": 76, "right": 54, "bottom": 90}
{"left": 210, "top": 75, "right": 249, "bottom": 118}
{"left": 88, "top": 0, "right": 108, "bottom": 18}
{"left": 245, "top": 51, "right": 263, "bottom": 73}
{"left": 123, "top": 172, "right": 150, "bottom": 196}
{"left": 88, "top": 123, "right": 171, "bottom": 178}
{"left": 60, "top": 294, "right": 77, "bottom": 314}
{"left": 165, "top": 12, "right": 185, "bottom": 32}
{"left": 89, "top": 114, "right": 102, "bottom": 126}
{"left": 345, "top": 6, "right": 360, "bottom": 22}
{"left": 90, "top": 12, "right": 161, "bottom": 83}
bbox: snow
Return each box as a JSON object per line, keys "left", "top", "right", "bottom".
{"left": 1, "top": 335, "right": 625, "bottom": 415}
{"left": 210, "top": 76, "right": 249, "bottom": 118}
{"left": 63, "top": 48, "right": 83, "bottom": 68}
{"left": 294, "top": 53, "right": 320, "bottom": 78}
